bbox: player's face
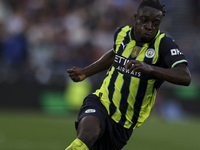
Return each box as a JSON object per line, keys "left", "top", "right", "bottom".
{"left": 134, "top": 6, "right": 163, "bottom": 42}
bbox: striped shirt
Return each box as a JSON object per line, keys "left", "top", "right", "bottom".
{"left": 94, "top": 25, "right": 188, "bottom": 129}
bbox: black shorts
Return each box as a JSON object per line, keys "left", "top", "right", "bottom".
{"left": 75, "top": 94, "right": 133, "bottom": 150}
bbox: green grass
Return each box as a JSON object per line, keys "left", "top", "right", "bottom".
{"left": 125, "top": 116, "right": 200, "bottom": 150}
{"left": 0, "top": 110, "right": 200, "bottom": 150}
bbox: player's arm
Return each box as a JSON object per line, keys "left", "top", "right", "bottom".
{"left": 67, "top": 49, "right": 115, "bottom": 82}
{"left": 126, "top": 36, "right": 191, "bottom": 86}
{"left": 125, "top": 61, "right": 191, "bottom": 86}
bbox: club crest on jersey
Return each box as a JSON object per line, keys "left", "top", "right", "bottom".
{"left": 145, "top": 48, "right": 155, "bottom": 58}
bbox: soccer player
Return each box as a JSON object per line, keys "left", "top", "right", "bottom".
{"left": 66, "top": 0, "right": 191, "bottom": 149}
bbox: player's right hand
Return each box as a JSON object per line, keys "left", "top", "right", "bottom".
{"left": 67, "top": 67, "right": 86, "bottom": 82}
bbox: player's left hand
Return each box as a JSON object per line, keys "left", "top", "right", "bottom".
{"left": 125, "top": 60, "right": 153, "bottom": 74}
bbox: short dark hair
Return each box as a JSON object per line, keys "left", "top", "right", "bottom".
{"left": 138, "top": 0, "right": 166, "bottom": 16}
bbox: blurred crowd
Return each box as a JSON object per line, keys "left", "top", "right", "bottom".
{"left": 0, "top": 0, "right": 199, "bottom": 87}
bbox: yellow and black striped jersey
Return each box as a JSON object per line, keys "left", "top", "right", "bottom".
{"left": 94, "top": 25, "right": 188, "bottom": 129}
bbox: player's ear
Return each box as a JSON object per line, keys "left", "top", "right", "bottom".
{"left": 133, "top": 14, "right": 137, "bottom": 22}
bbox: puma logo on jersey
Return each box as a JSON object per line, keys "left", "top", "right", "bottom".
{"left": 121, "top": 42, "right": 128, "bottom": 49}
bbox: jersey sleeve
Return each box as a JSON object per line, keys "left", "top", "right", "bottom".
{"left": 113, "top": 27, "right": 122, "bottom": 53}
{"left": 159, "top": 36, "right": 188, "bottom": 68}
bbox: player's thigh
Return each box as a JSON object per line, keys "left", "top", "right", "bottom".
{"left": 77, "top": 115, "right": 101, "bottom": 148}
{"left": 77, "top": 115, "right": 101, "bottom": 138}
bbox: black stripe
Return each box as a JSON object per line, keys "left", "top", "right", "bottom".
{"left": 108, "top": 69, "right": 118, "bottom": 116}
{"left": 118, "top": 74, "right": 131, "bottom": 125}
{"left": 130, "top": 75, "right": 148, "bottom": 128}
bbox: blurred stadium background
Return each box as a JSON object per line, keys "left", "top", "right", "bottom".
{"left": 0, "top": 0, "right": 199, "bottom": 150}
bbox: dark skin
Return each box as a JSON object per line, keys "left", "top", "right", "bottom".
{"left": 67, "top": 6, "right": 191, "bottom": 149}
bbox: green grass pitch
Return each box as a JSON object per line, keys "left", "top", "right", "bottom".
{"left": 0, "top": 110, "right": 199, "bottom": 150}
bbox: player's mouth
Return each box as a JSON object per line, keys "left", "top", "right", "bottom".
{"left": 140, "top": 32, "right": 154, "bottom": 42}
{"left": 144, "top": 32, "right": 152, "bottom": 37}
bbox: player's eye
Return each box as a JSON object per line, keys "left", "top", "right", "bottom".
{"left": 153, "top": 22, "right": 159, "bottom": 26}
{"left": 153, "top": 20, "right": 161, "bottom": 27}
{"left": 140, "top": 16, "right": 147, "bottom": 23}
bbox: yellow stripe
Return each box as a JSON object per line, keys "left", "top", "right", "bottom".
{"left": 121, "top": 40, "right": 136, "bottom": 58}
{"left": 115, "top": 26, "right": 130, "bottom": 53}
{"left": 112, "top": 108, "right": 121, "bottom": 123}
{"left": 171, "top": 60, "right": 187, "bottom": 68}
{"left": 136, "top": 43, "right": 150, "bottom": 61}
{"left": 134, "top": 80, "right": 156, "bottom": 128}
{"left": 153, "top": 33, "right": 165, "bottom": 64}
{"left": 94, "top": 66, "right": 116, "bottom": 114}
{"left": 111, "top": 72, "right": 124, "bottom": 122}
{"left": 137, "top": 79, "right": 156, "bottom": 122}
{"left": 124, "top": 77, "right": 140, "bottom": 128}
